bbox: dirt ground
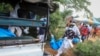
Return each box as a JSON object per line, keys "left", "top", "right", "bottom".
{"left": 44, "top": 42, "right": 75, "bottom": 56}
{"left": 44, "top": 36, "right": 99, "bottom": 56}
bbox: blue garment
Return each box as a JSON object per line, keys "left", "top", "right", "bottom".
{"left": 72, "top": 38, "right": 80, "bottom": 44}
{"left": 50, "top": 35, "right": 59, "bottom": 50}
{"left": 56, "top": 38, "right": 64, "bottom": 48}
{"left": 50, "top": 35, "right": 64, "bottom": 50}
{"left": 0, "top": 28, "right": 16, "bottom": 37}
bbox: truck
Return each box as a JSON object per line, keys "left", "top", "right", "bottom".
{"left": 0, "top": 0, "right": 58, "bottom": 56}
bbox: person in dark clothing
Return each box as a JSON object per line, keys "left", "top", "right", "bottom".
{"left": 37, "top": 17, "right": 47, "bottom": 42}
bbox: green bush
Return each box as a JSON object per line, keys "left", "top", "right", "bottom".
{"left": 0, "top": 3, "right": 13, "bottom": 13}
{"left": 74, "top": 40, "right": 100, "bottom": 56}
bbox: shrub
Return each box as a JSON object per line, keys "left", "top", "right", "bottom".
{"left": 74, "top": 40, "right": 100, "bottom": 56}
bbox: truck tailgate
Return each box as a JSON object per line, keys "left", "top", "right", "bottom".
{"left": 0, "top": 43, "right": 45, "bottom": 56}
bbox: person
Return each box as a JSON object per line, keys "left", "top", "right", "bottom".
{"left": 56, "top": 28, "right": 74, "bottom": 56}
{"left": 66, "top": 16, "right": 74, "bottom": 27}
{"left": 8, "top": 4, "right": 22, "bottom": 37}
{"left": 20, "top": 11, "right": 37, "bottom": 35}
{"left": 92, "top": 27, "right": 98, "bottom": 38}
{"left": 38, "top": 27, "right": 45, "bottom": 42}
{"left": 37, "top": 16, "right": 47, "bottom": 42}
{"left": 65, "top": 23, "right": 81, "bottom": 41}
{"left": 80, "top": 23, "right": 89, "bottom": 42}
{"left": 66, "top": 23, "right": 82, "bottom": 42}
{"left": 87, "top": 24, "right": 93, "bottom": 38}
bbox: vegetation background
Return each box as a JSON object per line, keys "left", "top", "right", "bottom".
{"left": 1, "top": 1, "right": 100, "bottom": 56}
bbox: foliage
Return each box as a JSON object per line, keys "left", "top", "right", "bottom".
{"left": 49, "top": 8, "right": 70, "bottom": 39}
{"left": 54, "top": 0, "right": 92, "bottom": 16}
{"left": 50, "top": 10, "right": 63, "bottom": 38}
{"left": 50, "top": 0, "right": 92, "bottom": 39}
{"left": 61, "top": 10, "right": 73, "bottom": 19}
{"left": 0, "top": 3, "right": 13, "bottom": 13}
{"left": 74, "top": 40, "right": 100, "bottom": 56}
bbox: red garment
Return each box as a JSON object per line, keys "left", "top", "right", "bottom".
{"left": 95, "top": 28, "right": 99, "bottom": 33}
{"left": 80, "top": 26, "right": 89, "bottom": 36}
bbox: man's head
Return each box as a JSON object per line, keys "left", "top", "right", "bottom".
{"left": 66, "top": 16, "right": 73, "bottom": 22}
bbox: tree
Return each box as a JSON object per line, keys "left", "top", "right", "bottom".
{"left": 54, "top": 0, "right": 92, "bottom": 16}
{"left": 49, "top": 0, "right": 92, "bottom": 39}
{"left": 50, "top": 10, "right": 62, "bottom": 31}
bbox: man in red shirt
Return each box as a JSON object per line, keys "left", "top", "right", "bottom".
{"left": 80, "top": 24, "right": 89, "bottom": 42}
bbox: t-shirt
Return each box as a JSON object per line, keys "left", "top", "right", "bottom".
{"left": 65, "top": 28, "right": 75, "bottom": 39}
{"left": 80, "top": 26, "right": 89, "bottom": 36}
{"left": 87, "top": 24, "right": 92, "bottom": 32}
{"left": 65, "top": 23, "right": 80, "bottom": 36}
{"left": 38, "top": 28, "right": 45, "bottom": 35}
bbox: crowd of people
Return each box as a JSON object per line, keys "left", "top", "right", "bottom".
{"left": 55, "top": 16, "right": 99, "bottom": 56}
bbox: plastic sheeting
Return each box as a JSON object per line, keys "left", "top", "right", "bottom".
{"left": 0, "top": 28, "right": 16, "bottom": 37}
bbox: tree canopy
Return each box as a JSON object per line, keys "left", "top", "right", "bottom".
{"left": 54, "top": 0, "right": 92, "bottom": 16}
{"left": 49, "top": 0, "right": 92, "bottom": 38}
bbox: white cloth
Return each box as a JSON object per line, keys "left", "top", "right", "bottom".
{"left": 9, "top": 27, "right": 22, "bottom": 37}
{"left": 9, "top": 4, "right": 22, "bottom": 37}
{"left": 38, "top": 35, "right": 45, "bottom": 42}
{"left": 10, "top": 4, "right": 20, "bottom": 18}
{"left": 87, "top": 24, "right": 92, "bottom": 32}
{"left": 24, "top": 27, "right": 29, "bottom": 34}
{"left": 56, "top": 37, "right": 73, "bottom": 56}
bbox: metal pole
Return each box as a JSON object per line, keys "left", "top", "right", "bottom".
{"left": 43, "top": 2, "right": 50, "bottom": 56}
{"left": 44, "top": 6, "right": 50, "bottom": 42}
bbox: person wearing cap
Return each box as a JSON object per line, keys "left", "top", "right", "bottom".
{"left": 56, "top": 28, "right": 74, "bottom": 56}
{"left": 56, "top": 22, "right": 82, "bottom": 56}
{"left": 66, "top": 23, "right": 81, "bottom": 39}
{"left": 37, "top": 16, "right": 47, "bottom": 42}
